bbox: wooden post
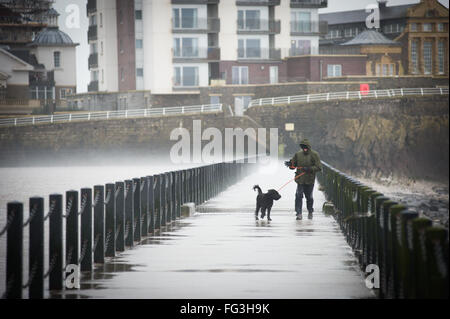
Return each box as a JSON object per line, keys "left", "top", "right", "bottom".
{"left": 49, "top": 194, "right": 63, "bottom": 291}
{"left": 133, "top": 178, "right": 141, "bottom": 242}
{"left": 160, "top": 174, "right": 166, "bottom": 227}
{"left": 147, "top": 176, "right": 154, "bottom": 234}
{"left": 5, "top": 202, "right": 23, "bottom": 299}
{"left": 105, "top": 183, "right": 116, "bottom": 257}
{"left": 141, "top": 177, "right": 148, "bottom": 237}
{"left": 29, "top": 197, "right": 44, "bottom": 299}
{"left": 66, "top": 190, "right": 79, "bottom": 267}
{"left": 154, "top": 175, "right": 161, "bottom": 231}
{"left": 80, "top": 188, "right": 93, "bottom": 272}
{"left": 115, "top": 182, "right": 125, "bottom": 252}
{"left": 93, "top": 185, "right": 105, "bottom": 263}
{"left": 124, "top": 180, "right": 134, "bottom": 247}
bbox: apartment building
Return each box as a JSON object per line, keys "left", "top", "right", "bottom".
{"left": 86, "top": 0, "right": 328, "bottom": 95}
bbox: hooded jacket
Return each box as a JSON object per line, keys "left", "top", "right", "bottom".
{"left": 290, "top": 139, "right": 322, "bottom": 185}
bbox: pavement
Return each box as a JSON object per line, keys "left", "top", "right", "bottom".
{"left": 50, "top": 164, "right": 375, "bottom": 299}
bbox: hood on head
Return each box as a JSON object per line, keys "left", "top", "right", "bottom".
{"left": 299, "top": 138, "right": 312, "bottom": 150}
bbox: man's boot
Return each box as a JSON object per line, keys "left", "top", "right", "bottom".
{"left": 296, "top": 213, "right": 302, "bottom": 220}
{"left": 308, "top": 209, "right": 313, "bottom": 219}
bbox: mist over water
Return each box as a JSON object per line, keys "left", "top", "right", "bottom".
{"left": 0, "top": 155, "right": 203, "bottom": 294}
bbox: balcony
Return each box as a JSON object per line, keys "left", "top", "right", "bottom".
{"left": 237, "top": 19, "right": 281, "bottom": 34}
{"left": 88, "top": 53, "right": 98, "bottom": 69}
{"left": 172, "top": 18, "right": 220, "bottom": 33}
{"left": 236, "top": 0, "right": 280, "bottom": 6}
{"left": 290, "top": 0, "right": 327, "bottom": 8}
{"left": 88, "top": 80, "right": 99, "bottom": 92}
{"left": 172, "top": 47, "right": 221, "bottom": 61}
{"left": 237, "top": 47, "right": 281, "bottom": 60}
{"left": 29, "top": 71, "right": 55, "bottom": 86}
{"left": 86, "top": 0, "right": 97, "bottom": 16}
{"left": 171, "top": 0, "right": 219, "bottom": 4}
{"left": 290, "top": 20, "right": 328, "bottom": 35}
{"left": 88, "top": 25, "right": 97, "bottom": 41}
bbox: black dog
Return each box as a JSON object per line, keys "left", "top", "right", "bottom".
{"left": 253, "top": 185, "right": 281, "bottom": 221}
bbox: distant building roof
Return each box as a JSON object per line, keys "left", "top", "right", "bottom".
{"left": 29, "top": 27, "right": 77, "bottom": 47}
{"left": 341, "top": 29, "right": 399, "bottom": 46}
{"left": 320, "top": 4, "right": 415, "bottom": 25}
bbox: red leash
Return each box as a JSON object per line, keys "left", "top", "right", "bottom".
{"left": 277, "top": 166, "right": 305, "bottom": 192}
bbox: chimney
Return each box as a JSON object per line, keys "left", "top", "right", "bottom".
{"left": 377, "top": 0, "right": 388, "bottom": 9}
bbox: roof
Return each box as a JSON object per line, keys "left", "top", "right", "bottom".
{"left": 341, "top": 29, "right": 399, "bottom": 46}
{"left": 320, "top": 4, "right": 415, "bottom": 25}
{"left": 29, "top": 27, "right": 77, "bottom": 47}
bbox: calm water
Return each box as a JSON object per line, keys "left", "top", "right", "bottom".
{"left": 0, "top": 163, "right": 202, "bottom": 295}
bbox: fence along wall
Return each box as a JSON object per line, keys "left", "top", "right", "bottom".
{"left": 318, "top": 162, "right": 449, "bottom": 299}
{"left": 1, "top": 160, "right": 258, "bottom": 299}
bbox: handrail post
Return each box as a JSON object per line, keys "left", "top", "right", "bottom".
{"left": 49, "top": 194, "right": 63, "bottom": 291}
{"left": 6, "top": 202, "right": 23, "bottom": 299}
{"left": 115, "top": 182, "right": 125, "bottom": 251}
{"left": 105, "top": 183, "right": 116, "bottom": 257}
{"left": 421, "top": 88, "right": 424, "bottom": 96}
{"left": 80, "top": 188, "right": 93, "bottom": 272}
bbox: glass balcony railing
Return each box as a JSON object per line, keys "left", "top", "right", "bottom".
{"left": 237, "top": 19, "right": 281, "bottom": 33}
{"left": 236, "top": 0, "right": 281, "bottom": 6}
{"left": 87, "top": 80, "right": 98, "bottom": 92}
{"left": 290, "top": 20, "right": 328, "bottom": 34}
{"left": 290, "top": 0, "right": 327, "bottom": 8}
{"left": 171, "top": 0, "right": 219, "bottom": 4}
{"left": 88, "top": 25, "right": 97, "bottom": 41}
{"left": 172, "top": 18, "right": 220, "bottom": 32}
{"left": 88, "top": 53, "right": 98, "bottom": 69}
{"left": 173, "top": 47, "right": 221, "bottom": 60}
{"left": 237, "top": 47, "right": 280, "bottom": 60}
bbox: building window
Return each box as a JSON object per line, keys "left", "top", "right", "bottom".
{"left": 136, "top": 68, "right": 144, "bottom": 77}
{"left": 377, "top": 63, "right": 395, "bottom": 76}
{"left": 101, "top": 69, "right": 104, "bottom": 83}
{"left": 238, "top": 38, "right": 261, "bottom": 59}
{"left": 438, "top": 40, "right": 445, "bottom": 74}
{"left": 327, "top": 64, "right": 342, "bottom": 77}
{"left": 291, "top": 11, "right": 311, "bottom": 33}
{"left": 173, "top": 8, "right": 198, "bottom": 29}
{"left": 119, "top": 10, "right": 123, "bottom": 24}
{"left": 136, "top": 39, "right": 143, "bottom": 49}
{"left": 101, "top": 41, "right": 103, "bottom": 55}
{"left": 238, "top": 9, "right": 262, "bottom": 31}
{"left": 291, "top": 39, "right": 311, "bottom": 56}
{"left": 423, "top": 41, "right": 433, "bottom": 74}
{"left": 410, "top": 23, "right": 417, "bottom": 32}
{"left": 120, "top": 68, "right": 124, "bottom": 81}
{"left": 174, "top": 66, "right": 199, "bottom": 87}
{"left": 60, "top": 88, "right": 66, "bottom": 99}
{"left": 437, "top": 23, "right": 444, "bottom": 32}
{"left": 135, "top": 10, "right": 142, "bottom": 20}
{"left": 411, "top": 40, "right": 418, "bottom": 74}
{"left": 100, "top": 13, "right": 103, "bottom": 27}
{"left": 232, "top": 66, "right": 249, "bottom": 84}
{"left": 54, "top": 51, "right": 61, "bottom": 68}
{"left": 120, "top": 39, "right": 123, "bottom": 53}
{"left": 423, "top": 23, "right": 432, "bottom": 32}
{"left": 173, "top": 37, "right": 199, "bottom": 57}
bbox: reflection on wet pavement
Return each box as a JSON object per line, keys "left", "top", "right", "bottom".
{"left": 51, "top": 166, "right": 375, "bottom": 299}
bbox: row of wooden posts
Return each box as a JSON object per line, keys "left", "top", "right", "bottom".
{"left": 2, "top": 160, "right": 257, "bottom": 299}
{"left": 317, "top": 162, "right": 449, "bottom": 299}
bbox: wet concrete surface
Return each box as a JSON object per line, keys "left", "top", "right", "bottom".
{"left": 50, "top": 166, "right": 375, "bottom": 299}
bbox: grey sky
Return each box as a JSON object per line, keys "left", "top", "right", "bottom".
{"left": 52, "top": 0, "right": 449, "bottom": 93}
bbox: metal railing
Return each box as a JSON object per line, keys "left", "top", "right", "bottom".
{"left": 0, "top": 104, "right": 223, "bottom": 127}
{"left": 248, "top": 88, "right": 449, "bottom": 108}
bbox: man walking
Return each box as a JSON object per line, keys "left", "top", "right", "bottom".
{"left": 285, "top": 139, "right": 322, "bottom": 220}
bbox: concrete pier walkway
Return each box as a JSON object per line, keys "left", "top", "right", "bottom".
{"left": 51, "top": 165, "right": 375, "bottom": 299}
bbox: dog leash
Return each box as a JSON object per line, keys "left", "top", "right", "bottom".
{"left": 277, "top": 167, "right": 306, "bottom": 192}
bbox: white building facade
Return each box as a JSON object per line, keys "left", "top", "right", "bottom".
{"left": 86, "top": 0, "right": 327, "bottom": 94}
